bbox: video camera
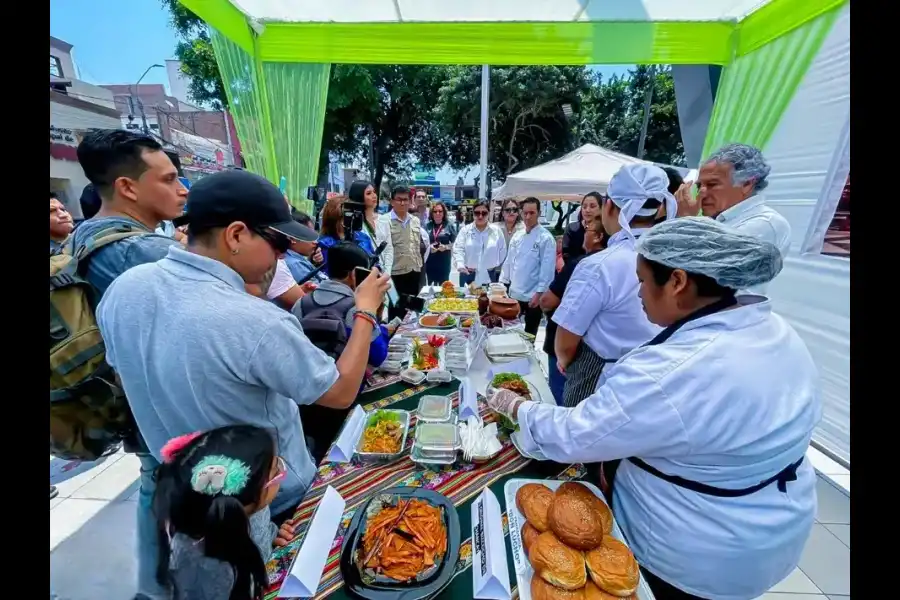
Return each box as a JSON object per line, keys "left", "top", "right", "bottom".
{"left": 342, "top": 200, "right": 367, "bottom": 242}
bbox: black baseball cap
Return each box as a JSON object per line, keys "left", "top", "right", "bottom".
{"left": 173, "top": 170, "right": 317, "bottom": 243}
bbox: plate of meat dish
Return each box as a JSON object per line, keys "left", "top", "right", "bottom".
{"left": 339, "top": 487, "right": 461, "bottom": 600}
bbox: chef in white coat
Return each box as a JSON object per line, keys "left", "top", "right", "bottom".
{"left": 552, "top": 164, "right": 677, "bottom": 407}
{"left": 490, "top": 217, "right": 821, "bottom": 600}
{"left": 452, "top": 200, "right": 507, "bottom": 287}
{"left": 675, "top": 143, "right": 791, "bottom": 295}
{"left": 499, "top": 197, "right": 557, "bottom": 337}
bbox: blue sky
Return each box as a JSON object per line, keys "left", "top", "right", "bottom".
{"left": 50, "top": 0, "right": 634, "bottom": 184}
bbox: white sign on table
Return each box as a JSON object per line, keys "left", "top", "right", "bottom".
{"left": 325, "top": 405, "right": 366, "bottom": 463}
{"left": 471, "top": 488, "right": 512, "bottom": 600}
{"left": 278, "top": 486, "right": 347, "bottom": 598}
{"left": 458, "top": 376, "right": 482, "bottom": 423}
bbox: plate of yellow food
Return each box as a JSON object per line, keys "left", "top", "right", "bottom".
{"left": 356, "top": 409, "right": 410, "bottom": 460}
{"left": 426, "top": 297, "right": 479, "bottom": 314}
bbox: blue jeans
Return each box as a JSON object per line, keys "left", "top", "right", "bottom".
{"left": 137, "top": 453, "right": 169, "bottom": 599}
{"left": 547, "top": 355, "right": 566, "bottom": 406}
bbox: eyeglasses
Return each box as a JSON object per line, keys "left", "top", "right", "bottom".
{"left": 393, "top": 197, "right": 410, "bottom": 204}
{"left": 254, "top": 227, "right": 292, "bottom": 253}
{"left": 503, "top": 207, "right": 519, "bottom": 214}
{"left": 474, "top": 210, "right": 489, "bottom": 217}
{"left": 265, "top": 456, "right": 288, "bottom": 489}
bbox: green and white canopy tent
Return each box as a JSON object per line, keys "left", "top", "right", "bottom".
{"left": 178, "top": 0, "right": 845, "bottom": 203}
{"left": 181, "top": 0, "right": 851, "bottom": 465}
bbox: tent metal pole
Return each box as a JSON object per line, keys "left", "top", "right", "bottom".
{"left": 479, "top": 65, "right": 490, "bottom": 199}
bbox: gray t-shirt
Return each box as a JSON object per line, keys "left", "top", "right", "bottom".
{"left": 169, "top": 506, "right": 277, "bottom": 600}
{"left": 97, "top": 247, "right": 339, "bottom": 515}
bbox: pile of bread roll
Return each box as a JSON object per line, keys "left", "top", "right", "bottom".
{"left": 516, "top": 482, "right": 639, "bottom": 600}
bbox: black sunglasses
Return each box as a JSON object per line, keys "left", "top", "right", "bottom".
{"left": 503, "top": 207, "right": 519, "bottom": 213}
{"left": 253, "top": 227, "right": 292, "bottom": 253}
{"left": 473, "top": 210, "right": 489, "bottom": 216}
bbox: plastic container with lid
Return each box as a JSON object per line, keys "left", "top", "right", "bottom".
{"left": 417, "top": 395, "right": 453, "bottom": 422}
{"left": 414, "top": 420, "right": 460, "bottom": 452}
{"left": 410, "top": 443, "right": 456, "bottom": 467}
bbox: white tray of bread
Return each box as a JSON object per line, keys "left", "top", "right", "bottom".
{"left": 504, "top": 478, "right": 655, "bottom": 600}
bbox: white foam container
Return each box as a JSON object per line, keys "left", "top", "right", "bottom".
{"left": 503, "top": 478, "right": 656, "bottom": 600}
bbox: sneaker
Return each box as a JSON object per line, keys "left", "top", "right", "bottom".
{"left": 50, "top": 485, "right": 59, "bottom": 500}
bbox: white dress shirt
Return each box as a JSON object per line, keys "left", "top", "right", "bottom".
{"left": 715, "top": 194, "right": 791, "bottom": 295}
{"left": 517, "top": 297, "right": 821, "bottom": 599}
{"left": 452, "top": 223, "right": 507, "bottom": 274}
{"left": 375, "top": 210, "right": 430, "bottom": 276}
{"left": 552, "top": 229, "right": 659, "bottom": 360}
{"left": 500, "top": 224, "right": 556, "bottom": 302}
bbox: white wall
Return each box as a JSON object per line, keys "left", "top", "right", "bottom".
{"left": 50, "top": 43, "right": 118, "bottom": 111}
{"left": 763, "top": 5, "right": 850, "bottom": 465}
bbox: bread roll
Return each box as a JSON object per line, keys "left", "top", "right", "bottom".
{"left": 531, "top": 576, "right": 586, "bottom": 600}
{"left": 583, "top": 581, "right": 636, "bottom": 600}
{"left": 516, "top": 483, "right": 554, "bottom": 532}
{"left": 522, "top": 522, "right": 541, "bottom": 559}
{"left": 548, "top": 492, "right": 606, "bottom": 551}
{"left": 530, "top": 531, "right": 587, "bottom": 590}
{"left": 584, "top": 536, "right": 639, "bottom": 597}
{"left": 556, "top": 483, "right": 612, "bottom": 535}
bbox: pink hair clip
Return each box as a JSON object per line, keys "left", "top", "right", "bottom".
{"left": 161, "top": 432, "right": 203, "bottom": 463}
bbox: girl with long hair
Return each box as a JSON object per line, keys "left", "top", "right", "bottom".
{"left": 154, "top": 425, "right": 295, "bottom": 600}
{"left": 499, "top": 199, "right": 524, "bottom": 248}
{"left": 318, "top": 194, "right": 379, "bottom": 270}
{"left": 561, "top": 191, "right": 604, "bottom": 264}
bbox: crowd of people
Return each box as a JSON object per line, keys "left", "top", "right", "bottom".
{"left": 50, "top": 127, "right": 820, "bottom": 600}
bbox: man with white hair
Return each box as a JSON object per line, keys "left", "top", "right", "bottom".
{"left": 677, "top": 144, "right": 791, "bottom": 293}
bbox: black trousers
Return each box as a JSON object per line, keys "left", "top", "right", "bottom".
{"left": 389, "top": 270, "right": 423, "bottom": 320}
{"left": 517, "top": 300, "right": 543, "bottom": 337}
{"left": 641, "top": 568, "right": 709, "bottom": 600}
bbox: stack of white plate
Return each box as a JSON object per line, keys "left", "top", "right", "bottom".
{"left": 484, "top": 332, "right": 531, "bottom": 361}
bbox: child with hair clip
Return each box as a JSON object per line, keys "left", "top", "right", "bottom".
{"left": 154, "top": 425, "right": 297, "bottom": 600}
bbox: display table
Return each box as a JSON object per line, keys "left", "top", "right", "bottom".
{"left": 262, "top": 381, "right": 589, "bottom": 600}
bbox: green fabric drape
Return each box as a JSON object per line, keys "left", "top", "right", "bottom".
{"left": 209, "top": 28, "right": 278, "bottom": 182}
{"left": 702, "top": 7, "right": 840, "bottom": 159}
{"left": 262, "top": 62, "right": 331, "bottom": 215}
{"left": 210, "top": 29, "right": 330, "bottom": 214}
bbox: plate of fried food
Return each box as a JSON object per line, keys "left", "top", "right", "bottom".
{"left": 504, "top": 479, "right": 654, "bottom": 600}
{"left": 339, "top": 487, "right": 461, "bottom": 600}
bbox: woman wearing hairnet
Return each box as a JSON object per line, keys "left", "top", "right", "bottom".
{"left": 552, "top": 164, "right": 677, "bottom": 407}
{"left": 490, "top": 217, "right": 821, "bottom": 600}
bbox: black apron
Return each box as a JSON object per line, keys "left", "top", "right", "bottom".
{"left": 600, "top": 295, "right": 804, "bottom": 507}
{"left": 562, "top": 344, "right": 614, "bottom": 408}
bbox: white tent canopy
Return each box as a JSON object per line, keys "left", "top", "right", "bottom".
{"left": 493, "top": 144, "right": 684, "bottom": 201}
{"left": 221, "top": 0, "right": 772, "bottom": 23}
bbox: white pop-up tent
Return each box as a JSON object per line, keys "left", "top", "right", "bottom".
{"left": 493, "top": 144, "right": 684, "bottom": 201}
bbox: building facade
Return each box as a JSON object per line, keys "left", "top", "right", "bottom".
{"left": 50, "top": 36, "right": 121, "bottom": 218}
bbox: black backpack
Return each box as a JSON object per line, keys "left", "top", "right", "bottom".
{"left": 294, "top": 290, "right": 357, "bottom": 361}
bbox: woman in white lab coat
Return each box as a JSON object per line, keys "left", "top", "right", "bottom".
{"left": 452, "top": 200, "right": 507, "bottom": 287}
{"left": 552, "top": 164, "right": 677, "bottom": 407}
{"left": 489, "top": 217, "right": 822, "bottom": 600}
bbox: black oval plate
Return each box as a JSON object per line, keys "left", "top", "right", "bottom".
{"left": 339, "top": 487, "right": 461, "bottom": 600}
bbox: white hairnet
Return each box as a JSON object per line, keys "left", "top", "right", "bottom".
{"left": 635, "top": 217, "right": 784, "bottom": 290}
{"left": 607, "top": 164, "right": 677, "bottom": 239}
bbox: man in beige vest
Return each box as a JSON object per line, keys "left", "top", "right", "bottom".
{"left": 377, "top": 185, "right": 430, "bottom": 319}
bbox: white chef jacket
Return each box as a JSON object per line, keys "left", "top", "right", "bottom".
{"left": 375, "top": 210, "right": 430, "bottom": 276}
{"left": 452, "top": 223, "right": 507, "bottom": 273}
{"left": 500, "top": 225, "right": 557, "bottom": 302}
{"left": 715, "top": 194, "right": 791, "bottom": 295}
{"left": 552, "top": 229, "right": 659, "bottom": 360}
{"left": 516, "top": 297, "right": 822, "bottom": 600}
